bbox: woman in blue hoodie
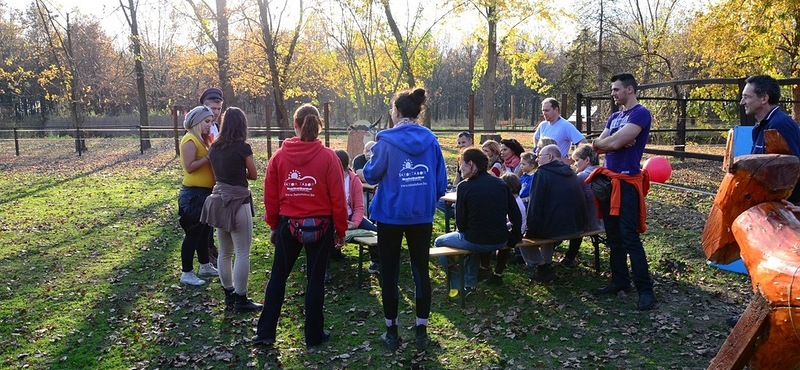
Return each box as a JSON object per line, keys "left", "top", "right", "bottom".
{"left": 362, "top": 87, "right": 448, "bottom": 351}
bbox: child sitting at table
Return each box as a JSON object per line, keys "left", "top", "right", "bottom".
{"left": 483, "top": 172, "right": 527, "bottom": 285}
{"left": 560, "top": 144, "right": 604, "bottom": 268}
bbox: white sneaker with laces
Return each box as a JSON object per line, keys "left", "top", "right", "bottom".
{"left": 367, "top": 262, "right": 381, "bottom": 274}
{"left": 181, "top": 271, "right": 206, "bottom": 286}
{"left": 198, "top": 263, "right": 219, "bottom": 276}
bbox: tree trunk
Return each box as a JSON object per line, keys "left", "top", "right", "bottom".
{"left": 215, "top": 0, "right": 235, "bottom": 107}
{"left": 128, "top": 0, "right": 150, "bottom": 150}
{"left": 482, "top": 5, "right": 497, "bottom": 131}
{"left": 381, "top": 0, "right": 415, "bottom": 88}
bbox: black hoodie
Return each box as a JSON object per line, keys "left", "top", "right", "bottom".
{"left": 526, "top": 160, "right": 588, "bottom": 239}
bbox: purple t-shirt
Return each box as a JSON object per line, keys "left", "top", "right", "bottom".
{"left": 603, "top": 104, "right": 651, "bottom": 175}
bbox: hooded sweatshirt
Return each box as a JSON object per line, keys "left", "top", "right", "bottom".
{"left": 526, "top": 159, "right": 588, "bottom": 239}
{"left": 363, "top": 123, "right": 448, "bottom": 225}
{"left": 263, "top": 137, "right": 347, "bottom": 237}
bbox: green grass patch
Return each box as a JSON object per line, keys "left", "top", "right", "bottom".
{"left": 0, "top": 138, "right": 749, "bottom": 369}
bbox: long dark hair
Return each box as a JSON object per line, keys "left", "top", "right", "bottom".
{"left": 294, "top": 104, "right": 322, "bottom": 142}
{"left": 212, "top": 107, "right": 248, "bottom": 151}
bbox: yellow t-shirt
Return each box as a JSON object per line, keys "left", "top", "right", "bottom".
{"left": 180, "top": 133, "right": 215, "bottom": 188}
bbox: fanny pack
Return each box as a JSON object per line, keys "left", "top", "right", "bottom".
{"left": 591, "top": 174, "right": 612, "bottom": 202}
{"left": 287, "top": 217, "right": 331, "bottom": 244}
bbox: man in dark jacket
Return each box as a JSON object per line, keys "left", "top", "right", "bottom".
{"left": 523, "top": 144, "right": 588, "bottom": 281}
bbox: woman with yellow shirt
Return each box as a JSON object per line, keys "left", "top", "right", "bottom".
{"left": 178, "top": 106, "right": 219, "bottom": 285}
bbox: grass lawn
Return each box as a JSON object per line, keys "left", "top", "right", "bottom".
{"left": 0, "top": 136, "right": 751, "bottom": 369}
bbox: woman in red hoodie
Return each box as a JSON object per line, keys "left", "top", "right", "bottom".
{"left": 253, "top": 104, "right": 347, "bottom": 347}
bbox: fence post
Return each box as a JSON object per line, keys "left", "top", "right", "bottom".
{"left": 585, "top": 98, "right": 593, "bottom": 136}
{"left": 468, "top": 94, "right": 475, "bottom": 135}
{"left": 324, "top": 102, "right": 330, "bottom": 147}
{"left": 13, "top": 127, "right": 20, "bottom": 156}
{"left": 561, "top": 93, "right": 569, "bottom": 119}
{"left": 675, "top": 95, "right": 687, "bottom": 154}
{"left": 139, "top": 125, "right": 144, "bottom": 155}
{"left": 266, "top": 101, "right": 272, "bottom": 158}
{"left": 576, "top": 93, "right": 583, "bottom": 132}
{"left": 173, "top": 105, "right": 180, "bottom": 156}
{"left": 76, "top": 126, "right": 82, "bottom": 157}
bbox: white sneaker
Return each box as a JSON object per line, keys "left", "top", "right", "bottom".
{"left": 198, "top": 263, "right": 219, "bottom": 276}
{"left": 181, "top": 271, "right": 206, "bottom": 286}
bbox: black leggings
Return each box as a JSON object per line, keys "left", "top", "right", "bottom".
{"left": 377, "top": 222, "right": 432, "bottom": 321}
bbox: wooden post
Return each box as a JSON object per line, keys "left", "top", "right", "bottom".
{"left": 13, "top": 127, "right": 19, "bottom": 156}
{"left": 561, "top": 93, "right": 569, "bottom": 119}
{"left": 706, "top": 291, "right": 770, "bottom": 370}
{"left": 324, "top": 102, "right": 330, "bottom": 147}
{"left": 585, "top": 98, "right": 593, "bottom": 136}
{"left": 576, "top": 93, "right": 584, "bottom": 132}
{"left": 675, "top": 95, "right": 687, "bottom": 154}
{"left": 510, "top": 95, "right": 515, "bottom": 129}
{"left": 266, "top": 98, "right": 272, "bottom": 158}
{"left": 468, "top": 94, "right": 475, "bottom": 135}
{"left": 172, "top": 105, "right": 180, "bottom": 156}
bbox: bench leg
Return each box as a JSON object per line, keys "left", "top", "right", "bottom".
{"left": 591, "top": 235, "right": 605, "bottom": 275}
{"left": 458, "top": 255, "right": 466, "bottom": 309}
{"left": 357, "top": 243, "right": 364, "bottom": 287}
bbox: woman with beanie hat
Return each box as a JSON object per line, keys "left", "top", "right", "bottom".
{"left": 177, "top": 106, "right": 219, "bottom": 286}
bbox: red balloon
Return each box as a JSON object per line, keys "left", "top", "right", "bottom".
{"left": 643, "top": 156, "right": 672, "bottom": 183}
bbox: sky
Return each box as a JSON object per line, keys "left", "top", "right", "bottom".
{"left": 6, "top": 0, "right": 573, "bottom": 49}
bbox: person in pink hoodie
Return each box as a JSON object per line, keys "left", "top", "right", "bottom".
{"left": 253, "top": 104, "right": 347, "bottom": 347}
{"left": 335, "top": 150, "right": 381, "bottom": 273}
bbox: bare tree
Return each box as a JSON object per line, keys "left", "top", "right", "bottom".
{"left": 120, "top": 0, "right": 151, "bottom": 150}
{"left": 256, "top": 0, "right": 304, "bottom": 138}
{"left": 185, "top": 0, "right": 236, "bottom": 107}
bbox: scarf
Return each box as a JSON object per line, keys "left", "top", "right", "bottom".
{"left": 503, "top": 155, "right": 520, "bottom": 171}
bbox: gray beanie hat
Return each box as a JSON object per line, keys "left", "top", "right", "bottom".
{"left": 184, "top": 106, "right": 213, "bottom": 130}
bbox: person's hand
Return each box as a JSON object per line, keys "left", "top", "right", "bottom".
{"left": 623, "top": 138, "right": 636, "bottom": 149}
{"left": 347, "top": 221, "right": 357, "bottom": 229}
{"left": 270, "top": 229, "right": 277, "bottom": 245}
{"left": 335, "top": 235, "right": 345, "bottom": 249}
{"left": 781, "top": 199, "right": 800, "bottom": 213}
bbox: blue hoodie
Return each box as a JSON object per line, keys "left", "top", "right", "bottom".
{"left": 363, "top": 123, "right": 448, "bottom": 225}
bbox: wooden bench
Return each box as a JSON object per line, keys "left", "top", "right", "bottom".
{"left": 429, "top": 229, "right": 606, "bottom": 308}
{"left": 351, "top": 235, "right": 379, "bottom": 286}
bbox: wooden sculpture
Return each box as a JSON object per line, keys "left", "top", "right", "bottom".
{"left": 703, "top": 130, "right": 800, "bottom": 369}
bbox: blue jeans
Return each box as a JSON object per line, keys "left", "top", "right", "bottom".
{"left": 600, "top": 181, "right": 654, "bottom": 295}
{"left": 434, "top": 232, "right": 507, "bottom": 289}
{"left": 377, "top": 222, "right": 432, "bottom": 321}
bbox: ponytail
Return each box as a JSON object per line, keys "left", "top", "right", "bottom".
{"left": 293, "top": 104, "right": 322, "bottom": 142}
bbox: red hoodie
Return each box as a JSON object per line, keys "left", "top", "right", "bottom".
{"left": 264, "top": 138, "right": 347, "bottom": 237}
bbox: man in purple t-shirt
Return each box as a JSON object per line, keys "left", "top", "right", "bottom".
{"left": 591, "top": 73, "right": 656, "bottom": 311}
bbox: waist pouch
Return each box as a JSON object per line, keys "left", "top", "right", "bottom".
{"left": 287, "top": 217, "right": 331, "bottom": 244}
{"left": 591, "top": 174, "right": 612, "bottom": 202}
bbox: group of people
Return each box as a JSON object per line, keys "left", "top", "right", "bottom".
{"left": 176, "top": 71, "right": 680, "bottom": 350}
{"left": 178, "top": 88, "right": 263, "bottom": 313}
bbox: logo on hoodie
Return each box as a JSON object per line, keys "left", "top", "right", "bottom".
{"left": 398, "top": 159, "right": 429, "bottom": 187}
{"left": 285, "top": 170, "right": 318, "bottom": 196}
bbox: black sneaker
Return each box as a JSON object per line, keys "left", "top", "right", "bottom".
{"left": 533, "top": 263, "right": 557, "bottom": 282}
{"left": 560, "top": 258, "right": 577, "bottom": 268}
{"left": 485, "top": 274, "right": 503, "bottom": 286}
{"left": 381, "top": 325, "right": 399, "bottom": 351}
{"left": 636, "top": 294, "right": 657, "bottom": 310}
{"left": 367, "top": 262, "right": 380, "bottom": 274}
{"left": 252, "top": 334, "right": 276, "bottom": 346}
{"left": 307, "top": 330, "right": 331, "bottom": 347}
{"left": 415, "top": 325, "right": 431, "bottom": 351}
{"left": 463, "top": 286, "right": 477, "bottom": 298}
{"left": 594, "top": 284, "right": 632, "bottom": 295}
